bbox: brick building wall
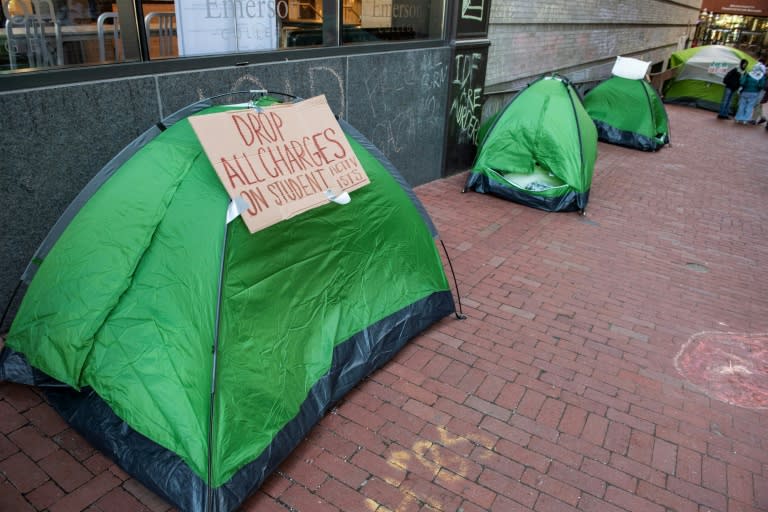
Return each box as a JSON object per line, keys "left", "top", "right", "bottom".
{"left": 482, "top": 0, "right": 703, "bottom": 116}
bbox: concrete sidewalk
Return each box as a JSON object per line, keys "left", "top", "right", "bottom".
{"left": 2, "top": 104, "right": 767, "bottom": 512}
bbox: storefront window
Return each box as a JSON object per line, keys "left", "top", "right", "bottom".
{"left": 1, "top": 0, "right": 442, "bottom": 71}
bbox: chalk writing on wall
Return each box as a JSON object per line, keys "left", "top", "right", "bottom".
{"left": 362, "top": 52, "right": 446, "bottom": 159}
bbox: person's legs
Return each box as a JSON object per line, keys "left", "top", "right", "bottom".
{"left": 752, "top": 91, "right": 766, "bottom": 122}
{"left": 719, "top": 88, "right": 735, "bottom": 118}
{"left": 735, "top": 92, "right": 758, "bottom": 122}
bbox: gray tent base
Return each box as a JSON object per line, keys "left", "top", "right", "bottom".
{"left": 1, "top": 291, "right": 455, "bottom": 512}
{"left": 464, "top": 172, "right": 589, "bottom": 213}
{"left": 663, "top": 97, "right": 720, "bottom": 113}
{"left": 593, "top": 121, "right": 669, "bottom": 152}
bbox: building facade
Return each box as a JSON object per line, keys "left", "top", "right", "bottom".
{"left": 693, "top": 0, "right": 768, "bottom": 57}
{"left": 1, "top": 0, "right": 698, "bottom": 317}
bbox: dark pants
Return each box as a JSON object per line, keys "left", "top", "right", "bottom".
{"left": 719, "top": 87, "right": 737, "bottom": 117}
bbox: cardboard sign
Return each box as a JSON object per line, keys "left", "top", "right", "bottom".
{"left": 190, "top": 95, "right": 369, "bottom": 233}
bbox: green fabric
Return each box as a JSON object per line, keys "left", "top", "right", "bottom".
{"left": 584, "top": 76, "right": 669, "bottom": 142}
{"left": 7, "top": 104, "right": 450, "bottom": 486}
{"left": 664, "top": 46, "right": 757, "bottom": 105}
{"left": 472, "top": 76, "right": 597, "bottom": 195}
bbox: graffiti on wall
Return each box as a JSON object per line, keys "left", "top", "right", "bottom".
{"left": 449, "top": 51, "right": 484, "bottom": 146}
{"left": 444, "top": 46, "right": 487, "bottom": 174}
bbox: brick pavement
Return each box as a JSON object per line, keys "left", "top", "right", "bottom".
{"left": 1, "top": 104, "right": 768, "bottom": 511}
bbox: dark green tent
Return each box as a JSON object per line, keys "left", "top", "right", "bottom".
{"left": 583, "top": 76, "right": 670, "bottom": 151}
{"left": 0, "top": 93, "right": 456, "bottom": 512}
{"left": 464, "top": 75, "right": 597, "bottom": 214}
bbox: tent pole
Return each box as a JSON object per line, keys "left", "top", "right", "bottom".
{"left": 206, "top": 218, "right": 230, "bottom": 512}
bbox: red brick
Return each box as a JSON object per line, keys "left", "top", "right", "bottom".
{"left": 378, "top": 402, "right": 427, "bottom": 434}
{"left": 0, "top": 452, "right": 50, "bottom": 493}
{"left": 392, "top": 379, "right": 438, "bottom": 406}
{"left": 424, "top": 443, "right": 481, "bottom": 480}
{"left": 121, "top": 479, "right": 172, "bottom": 512}
{"left": 351, "top": 449, "right": 406, "bottom": 486}
{"left": 383, "top": 446, "right": 439, "bottom": 481}
{"left": 82, "top": 453, "right": 112, "bottom": 474}
{"left": 419, "top": 424, "right": 474, "bottom": 457}
{"left": 0, "top": 480, "right": 35, "bottom": 512}
{"left": 435, "top": 467, "right": 497, "bottom": 508}
{"left": 280, "top": 449, "right": 327, "bottom": 490}
{"left": 651, "top": 437, "right": 677, "bottom": 474}
{"left": 336, "top": 400, "right": 386, "bottom": 431}
{"left": 305, "top": 424, "right": 359, "bottom": 460}
{"left": 0, "top": 432, "right": 19, "bottom": 461}
{"left": 317, "top": 477, "right": 375, "bottom": 511}
{"left": 465, "top": 395, "right": 511, "bottom": 421}
{"left": 558, "top": 405, "right": 587, "bottom": 436}
{"left": 547, "top": 460, "right": 606, "bottom": 498}
{"left": 259, "top": 472, "right": 291, "bottom": 499}
{"left": 536, "top": 397, "right": 566, "bottom": 429}
{"left": 400, "top": 471, "right": 463, "bottom": 511}
{"left": 727, "top": 463, "right": 754, "bottom": 504}
{"left": 239, "top": 491, "right": 290, "bottom": 512}
{"left": 26, "top": 479, "right": 65, "bottom": 510}
{"left": 403, "top": 398, "right": 450, "bottom": 426}
{"left": 675, "top": 446, "right": 702, "bottom": 485}
{"left": 494, "top": 439, "right": 550, "bottom": 473}
{"left": 360, "top": 476, "right": 420, "bottom": 512}
{"left": 279, "top": 483, "right": 339, "bottom": 512}
{"left": 0, "top": 401, "right": 28, "bottom": 434}
{"left": 532, "top": 492, "right": 579, "bottom": 512}
{"left": 581, "top": 413, "right": 609, "bottom": 446}
{"left": 39, "top": 449, "right": 93, "bottom": 492}
{"left": 477, "top": 467, "right": 539, "bottom": 509}
{"left": 666, "top": 476, "right": 728, "bottom": 511}
{"left": 9, "top": 425, "right": 59, "bottom": 461}
{"left": 557, "top": 433, "right": 610, "bottom": 464}
{"left": 521, "top": 467, "right": 581, "bottom": 506}
{"left": 470, "top": 445, "right": 524, "bottom": 480}
{"left": 605, "top": 485, "right": 664, "bottom": 512}
{"left": 603, "top": 421, "right": 630, "bottom": 455}
{"left": 313, "top": 451, "right": 368, "bottom": 488}
{"left": 528, "top": 437, "right": 582, "bottom": 469}
{"left": 48, "top": 471, "right": 121, "bottom": 512}
{"left": 24, "top": 403, "right": 68, "bottom": 436}
{"left": 0, "top": 383, "right": 42, "bottom": 412}
{"left": 94, "top": 486, "right": 153, "bottom": 511}
{"left": 490, "top": 493, "right": 538, "bottom": 512}
{"left": 626, "top": 429, "right": 654, "bottom": 466}
{"left": 636, "top": 481, "right": 698, "bottom": 512}
{"left": 580, "top": 457, "right": 636, "bottom": 492}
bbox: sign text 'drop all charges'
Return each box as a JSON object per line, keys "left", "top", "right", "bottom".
{"left": 189, "top": 95, "right": 370, "bottom": 233}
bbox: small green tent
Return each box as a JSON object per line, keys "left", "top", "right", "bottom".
{"left": 663, "top": 45, "right": 757, "bottom": 112}
{"left": 584, "top": 76, "right": 670, "bottom": 151}
{"left": 0, "top": 93, "right": 456, "bottom": 512}
{"left": 464, "top": 75, "right": 597, "bottom": 214}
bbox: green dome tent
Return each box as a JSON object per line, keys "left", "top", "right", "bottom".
{"left": 464, "top": 75, "right": 597, "bottom": 214}
{"left": 663, "top": 45, "right": 757, "bottom": 112}
{"left": 583, "top": 75, "right": 670, "bottom": 151}
{"left": 0, "top": 93, "right": 456, "bottom": 512}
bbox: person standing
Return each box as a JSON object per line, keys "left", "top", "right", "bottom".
{"left": 718, "top": 59, "right": 748, "bottom": 119}
{"left": 735, "top": 62, "right": 766, "bottom": 124}
{"left": 751, "top": 57, "right": 767, "bottom": 124}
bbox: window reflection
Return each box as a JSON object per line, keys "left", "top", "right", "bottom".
{"left": 1, "top": 0, "right": 441, "bottom": 71}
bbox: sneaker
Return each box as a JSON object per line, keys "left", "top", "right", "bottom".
{"left": 717, "top": 114, "right": 729, "bottom": 119}
{"left": 759, "top": 117, "right": 766, "bottom": 124}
